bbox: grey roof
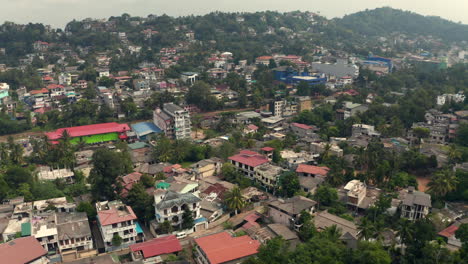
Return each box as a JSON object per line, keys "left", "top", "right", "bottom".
{"left": 268, "top": 196, "right": 317, "bottom": 215}
{"left": 402, "top": 190, "right": 432, "bottom": 207}
{"left": 156, "top": 191, "right": 201, "bottom": 210}
{"left": 56, "top": 212, "right": 91, "bottom": 240}
{"left": 163, "top": 103, "right": 184, "bottom": 115}
{"left": 314, "top": 211, "right": 358, "bottom": 237}
{"left": 267, "top": 224, "right": 298, "bottom": 241}
{"left": 299, "top": 176, "right": 324, "bottom": 190}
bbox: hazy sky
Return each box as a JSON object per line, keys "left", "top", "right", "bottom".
{"left": 2, "top": 0, "right": 468, "bottom": 28}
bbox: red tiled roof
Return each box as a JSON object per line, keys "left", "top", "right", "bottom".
{"left": 296, "top": 164, "right": 329, "bottom": 176}
{"left": 97, "top": 205, "right": 137, "bottom": 226}
{"left": 291, "top": 122, "right": 313, "bottom": 130}
{"left": 202, "top": 183, "right": 228, "bottom": 199}
{"left": 256, "top": 56, "right": 273, "bottom": 61}
{"left": 122, "top": 172, "right": 142, "bottom": 185}
{"left": 261, "top": 147, "right": 274, "bottom": 152}
{"left": 247, "top": 124, "right": 259, "bottom": 131}
{"left": 45, "top": 122, "right": 130, "bottom": 140}
{"left": 42, "top": 76, "right": 53, "bottom": 81}
{"left": 47, "top": 84, "right": 64, "bottom": 89}
{"left": 229, "top": 150, "right": 269, "bottom": 168}
{"left": 195, "top": 232, "right": 260, "bottom": 264}
{"left": 30, "top": 88, "right": 49, "bottom": 95}
{"left": 438, "top": 225, "right": 458, "bottom": 238}
{"left": 130, "top": 235, "right": 182, "bottom": 259}
{"left": 0, "top": 236, "right": 47, "bottom": 264}
{"left": 244, "top": 212, "right": 261, "bottom": 223}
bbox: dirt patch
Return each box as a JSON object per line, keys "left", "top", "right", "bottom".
{"left": 416, "top": 177, "right": 431, "bottom": 192}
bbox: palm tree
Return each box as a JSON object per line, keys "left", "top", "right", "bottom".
{"left": 321, "top": 143, "right": 331, "bottom": 161}
{"left": 191, "top": 115, "right": 202, "bottom": 139}
{"left": 428, "top": 170, "right": 458, "bottom": 198}
{"left": 358, "top": 217, "right": 376, "bottom": 240}
{"left": 224, "top": 187, "right": 246, "bottom": 215}
{"left": 447, "top": 144, "right": 462, "bottom": 165}
{"left": 321, "top": 225, "right": 342, "bottom": 241}
{"left": 396, "top": 218, "right": 413, "bottom": 246}
{"left": 9, "top": 143, "right": 24, "bottom": 165}
{"left": 0, "top": 142, "right": 9, "bottom": 164}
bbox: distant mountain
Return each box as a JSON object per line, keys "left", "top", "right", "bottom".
{"left": 335, "top": 7, "right": 468, "bottom": 42}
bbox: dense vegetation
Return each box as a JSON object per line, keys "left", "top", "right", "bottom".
{"left": 337, "top": 7, "right": 468, "bottom": 42}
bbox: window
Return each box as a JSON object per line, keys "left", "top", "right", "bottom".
{"left": 112, "top": 223, "right": 118, "bottom": 228}
{"left": 193, "top": 203, "right": 196, "bottom": 209}
{"left": 164, "top": 209, "right": 167, "bottom": 215}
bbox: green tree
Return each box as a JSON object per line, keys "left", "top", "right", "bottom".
{"left": 314, "top": 185, "right": 338, "bottom": 208}
{"left": 89, "top": 148, "right": 131, "bottom": 200}
{"left": 455, "top": 223, "right": 468, "bottom": 259}
{"left": 456, "top": 123, "right": 468, "bottom": 147}
{"left": 152, "top": 134, "right": 173, "bottom": 162}
{"left": 126, "top": 183, "right": 154, "bottom": 224}
{"left": 112, "top": 233, "right": 123, "bottom": 247}
{"left": 297, "top": 210, "right": 316, "bottom": 242}
{"left": 412, "top": 127, "right": 430, "bottom": 145}
{"left": 428, "top": 169, "right": 458, "bottom": 199}
{"left": 272, "top": 149, "right": 282, "bottom": 164}
{"left": 5, "top": 166, "right": 32, "bottom": 188}
{"left": 181, "top": 207, "right": 194, "bottom": 230}
{"left": 278, "top": 171, "right": 300, "bottom": 198}
{"left": 353, "top": 241, "right": 391, "bottom": 264}
{"left": 224, "top": 186, "right": 245, "bottom": 214}
{"left": 159, "top": 220, "right": 174, "bottom": 234}
{"left": 358, "top": 217, "right": 377, "bottom": 240}
{"left": 77, "top": 201, "right": 97, "bottom": 220}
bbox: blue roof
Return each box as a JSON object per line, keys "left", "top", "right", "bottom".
{"left": 136, "top": 222, "right": 143, "bottom": 234}
{"left": 131, "top": 122, "right": 162, "bottom": 137}
{"left": 194, "top": 217, "right": 207, "bottom": 224}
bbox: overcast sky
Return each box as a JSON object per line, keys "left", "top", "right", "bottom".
{"left": 2, "top": 0, "right": 468, "bottom": 28}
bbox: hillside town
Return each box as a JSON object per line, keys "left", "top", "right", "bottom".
{"left": 0, "top": 8, "right": 468, "bottom": 264}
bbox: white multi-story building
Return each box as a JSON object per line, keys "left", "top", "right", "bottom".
{"left": 32, "top": 213, "right": 59, "bottom": 254}
{"left": 58, "top": 73, "right": 72, "bottom": 86}
{"left": 351, "top": 124, "right": 381, "bottom": 138}
{"left": 153, "top": 103, "right": 191, "bottom": 140}
{"left": 96, "top": 200, "right": 138, "bottom": 251}
{"left": 154, "top": 190, "right": 201, "bottom": 228}
{"left": 400, "top": 187, "right": 431, "bottom": 221}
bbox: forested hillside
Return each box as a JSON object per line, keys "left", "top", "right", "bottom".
{"left": 336, "top": 7, "right": 468, "bottom": 42}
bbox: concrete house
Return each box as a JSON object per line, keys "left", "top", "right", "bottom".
{"left": 268, "top": 196, "right": 317, "bottom": 228}
{"left": 228, "top": 150, "right": 269, "bottom": 179}
{"left": 194, "top": 231, "right": 260, "bottom": 264}
{"left": 96, "top": 200, "right": 138, "bottom": 251}
{"left": 190, "top": 158, "right": 223, "bottom": 179}
{"left": 154, "top": 190, "right": 201, "bottom": 229}
{"left": 399, "top": 187, "right": 431, "bottom": 221}
{"left": 56, "top": 212, "right": 93, "bottom": 256}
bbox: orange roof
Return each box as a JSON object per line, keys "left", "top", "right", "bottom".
{"left": 97, "top": 205, "right": 137, "bottom": 226}
{"left": 195, "top": 232, "right": 260, "bottom": 264}
{"left": 30, "top": 88, "right": 49, "bottom": 95}
{"left": 296, "top": 164, "right": 329, "bottom": 176}
{"left": 438, "top": 225, "right": 458, "bottom": 238}
{"left": 0, "top": 236, "right": 47, "bottom": 264}
{"left": 256, "top": 56, "right": 273, "bottom": 60}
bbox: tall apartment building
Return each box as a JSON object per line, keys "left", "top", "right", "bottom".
{"left": 153, "top": 103, "right": 191, "bottom": 139}
{"left": 96, "top": 200, "right": 138, "bottom": 251}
